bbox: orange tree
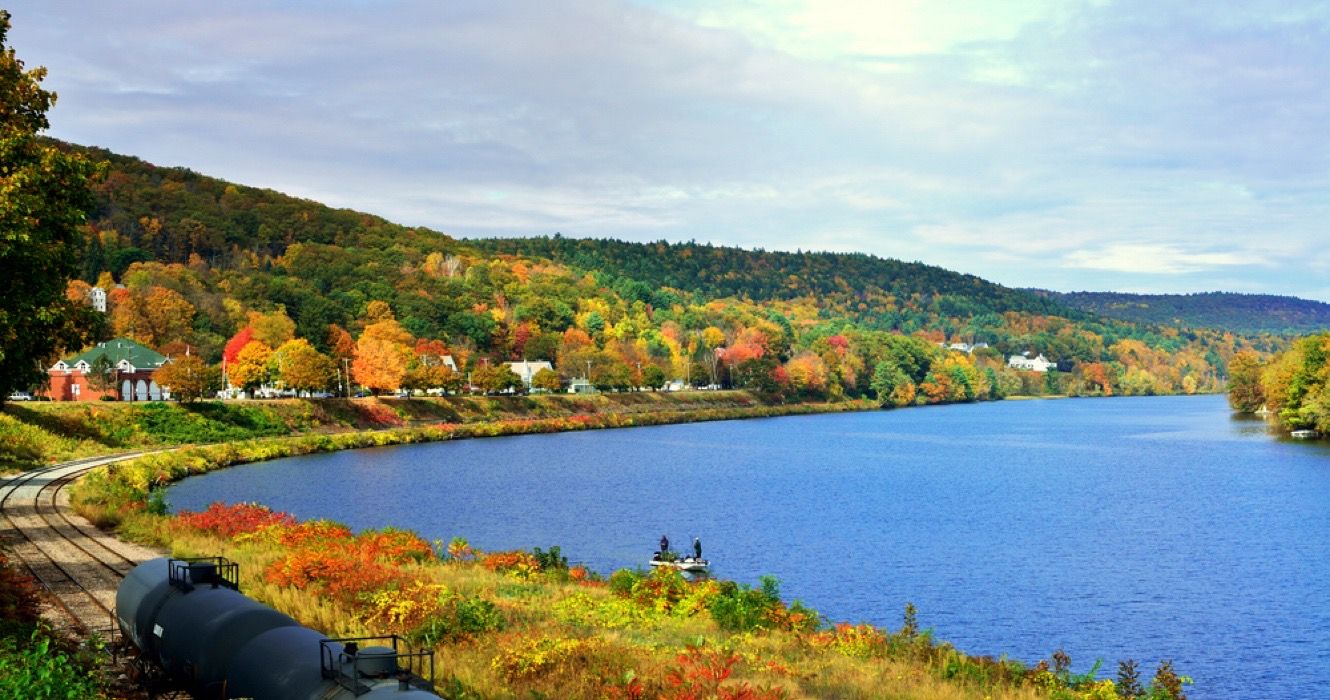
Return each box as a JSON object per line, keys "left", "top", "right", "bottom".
{"left": 352, "top": 318, "right": 413, "bottom": 393}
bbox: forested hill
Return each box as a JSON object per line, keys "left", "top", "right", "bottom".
{"left": 65, "top": 141, "right": 471, "bottom": 278}
{"left": 49, "top": 138, "right": 1281, "bottom": 402}
{"left": 1035, "top": 291, "right": 1330, "bottom": 335}
{"left": 470, "top": 236, "right": 1075, "bottom": 321}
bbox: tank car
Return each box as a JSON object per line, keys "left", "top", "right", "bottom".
{"left": 116, "top": 556, "right": 440, "bottom": 699}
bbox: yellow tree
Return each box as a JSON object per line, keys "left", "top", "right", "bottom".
{"left": 247, "top": 308, "right": 296, "bottom": 348}
{"left": 229, "top": 340, "right": 272, "bottom": 391}
{"left": 352, "top": 319, "right": 413, "bottom": 393}
{"left": 273, "top": 338, "right": 335, "bottom": 393}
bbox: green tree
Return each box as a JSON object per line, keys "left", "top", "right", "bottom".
{"left": 641, "top": 364, "right": 666, "bottom": 390}
{"left": 0, "top": 12, "right": 101, "bottom": 402}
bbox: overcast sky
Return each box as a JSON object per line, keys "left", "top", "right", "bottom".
{"left": 8, "top": 2, "right": 1329, "bottom": 300}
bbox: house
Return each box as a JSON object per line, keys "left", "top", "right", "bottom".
{"left": 947, "top": 342, "right": 990, "bottom": 354}
{"left": 88, "top": 287, "right": 108, "bottom": 313}
{"left": 46, "top": 338, "right": 169, "bottom": 401}
{"left": 567, "top": 378, "right": 596, "bottom": 394}
{"left": 504, "top": 360, "right": 554, "bottom": 389}
{"left": 1007, "top": 352, "right": 1056, "bottom": 373}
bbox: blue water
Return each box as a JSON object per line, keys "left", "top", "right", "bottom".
{"left": 168, "top": 395, "right": 1330, "bottom": 698}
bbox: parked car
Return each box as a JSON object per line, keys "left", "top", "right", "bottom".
{"left": 6, "top": 391, "right": 33, "bottom": 401}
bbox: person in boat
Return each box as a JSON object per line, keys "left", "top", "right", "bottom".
{"left": 659, "top": 534, "right": 669, "bottom": 555}
{"left": 693, "top": 537, "right": 702, "bottom": 560}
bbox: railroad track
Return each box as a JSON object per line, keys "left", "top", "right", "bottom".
{"left": 0, "top": 453, "right": 164, "bottom": 637}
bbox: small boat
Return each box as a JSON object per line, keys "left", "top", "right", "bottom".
{"left": 1291, "top": 429, "right": 1320, "bottom": 439}
{"left": 650, "top": 556, "right": 710, "bottom": 573}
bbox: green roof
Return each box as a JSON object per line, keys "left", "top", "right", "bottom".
{"left": 63, "top": 338, "right": 167, "bottom": 371}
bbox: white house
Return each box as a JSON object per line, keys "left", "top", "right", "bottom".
{"left": 947, "top": 342, "right": 990, "bottom": 354}
{"left": 88, "top": 287, "right": 108, "bottom": 313}
{"left": 1008, "top": 352, "right": 1056, "bottom": 373}
{"left": 504, "top": 360, "right": 554, "bottom": 388}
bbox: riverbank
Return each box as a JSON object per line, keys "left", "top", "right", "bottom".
{"left": 0, "top": 390, "right": 852, "bottom": 473}
{"left": 66, "top": 394, "right": 874, "bottom": 530}
{"left": 48, "top": 395, "right": 1202, "bottom": 699}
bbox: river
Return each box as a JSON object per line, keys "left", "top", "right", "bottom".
{"left": 167, "top": 394, "right": 1330, "bottom": 698}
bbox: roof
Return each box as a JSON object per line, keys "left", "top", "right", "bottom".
{"left": 505, "top": 360, "right": 554, "bottom": 373}
{"left": 60, "top": 338, "right": 168, "bottom": 371}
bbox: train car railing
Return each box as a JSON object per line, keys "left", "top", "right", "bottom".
{"left": 320, "top": 635, "right": 435, "bottom": 696}
{"left": 167, "top": 556, "right": 240, "bottom": 592}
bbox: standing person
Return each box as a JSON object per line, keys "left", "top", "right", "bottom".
{"left": 659, "top": 534, "right": 669, "bottom": 555}
{"left": 693, "top": 537, "right": 702, "bottom": 560}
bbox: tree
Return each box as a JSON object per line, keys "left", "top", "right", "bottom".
{"left": 247, "top": 308, "right": 296, "bottom": 348}
{"left": 111, "top": 285, "right": 195, "bottom": 348}
{"left": 472, "top": 364, "right": 522, "bottom": 394}
{"left": 641, "top": 364, "right": 666, "bottom": 391}
{"left": 154, "top": 354, "right": 218, "bottom": 402}
{"left": 352, "top": 318, "right": 413, "bottom": 393}
{"left": 86, "top": 354, "right": 118, "bottom": 395}
{"left": 228, "top": 340, "right": 272, "bottom": 391}
{"left": 531, "top": 367, "right": 562, "bottom": 392}
{"left": 1227, "top": 350, "right": 1265, "bottom": 413}
{"left": 0, "top": 12, "right": 101, "bottom": 401}
{"left": 272, "top": 338, "right": 335, "bottom": 393}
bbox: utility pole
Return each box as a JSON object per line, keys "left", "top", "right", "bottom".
{"left": 342, "top": 357, "right": 351, "bottom": 398}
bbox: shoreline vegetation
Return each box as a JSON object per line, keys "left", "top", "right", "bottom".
{"left": 51, "top": 391, "right": 1191, "bottom": 699}
{"left": 1227, "top": 333, "right": 1330, "bottom": 438}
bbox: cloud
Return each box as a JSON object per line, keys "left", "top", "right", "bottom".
{"left": 1063, "top": 244, "right": 1261, "bottom": 275}
{"left": 4, "top": 0, "right": 1328, "bottom": 299}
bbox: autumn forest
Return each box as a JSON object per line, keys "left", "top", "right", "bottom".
{"left": 51, "top": 142, "right": 1284, "bottom": 405}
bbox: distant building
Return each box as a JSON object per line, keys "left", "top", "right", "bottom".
{"left": 504, "top": 360, "right": 554, "bottom": 388}
{"left": 567, "top": 378, "right": 596, "bottom": 394}
{"left": 47, "top": 338, "right": 169, "bottom": 401}
{"left": 947, "top": 342, "right": 990, "bottom": 354}
{"left": 88, "top": 287, "right": 107, "bottom": 313}
{"left": 439, "top": 355, "right": 459, "bottom": 372}
{"left": 1008, "top": 352, "right": 1056, "bottom": 373}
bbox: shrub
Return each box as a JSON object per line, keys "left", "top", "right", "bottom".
{"left": 0, "top": 629, "right": 104, "bottom": 699}
{"left": 708, "top": 576, "right": 782, "bottom": 632}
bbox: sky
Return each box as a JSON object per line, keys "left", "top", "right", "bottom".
{"left": 7, "top": 1, "right": 1330, "bottom": 300}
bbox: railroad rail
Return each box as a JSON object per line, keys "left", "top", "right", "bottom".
{"left": 0, "top": 453, "right": 163, "bottom": 636}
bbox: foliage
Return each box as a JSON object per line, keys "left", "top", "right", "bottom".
{"left": 0, "top": 630, "right": 105, "bottom": 699}
{"left": 0, "top": 12, "right": 102, "bottom": 401}
{"left": 1226, "top": 350, "right": 1264, "bottom": 412}
{"left": 353, "top": 318, "right": 413, "bottom": 393}
{"left": 1236, "top": 332, "right": 1330, "bottom": 434}
{"left": 0, "top": 549, "right": 104, "bottom": 698}
{"left": 1046, "top": 290, "right": 1330, "bottom": 336}
{"left": 272, "top": 337, "right": 335, "bottom": 392}
{"left": 154, "top": 354, "right": 218, "bottom": 401}
{"left": 228, "top": 340, "right": 272, "bottom": 390}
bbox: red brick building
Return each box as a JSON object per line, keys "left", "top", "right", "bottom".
{"left": 46, "top": 338, "right": 169, "bottom": 401}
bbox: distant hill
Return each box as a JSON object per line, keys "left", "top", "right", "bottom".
{"left": 40, "top": 138, "right": 1283, "bottom": 401}
{"left": 1034, "top": 291, "right": 1330, "bottom": 335}
{"left": 469, "top": 236, "right": 1078, "bottom": 323}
